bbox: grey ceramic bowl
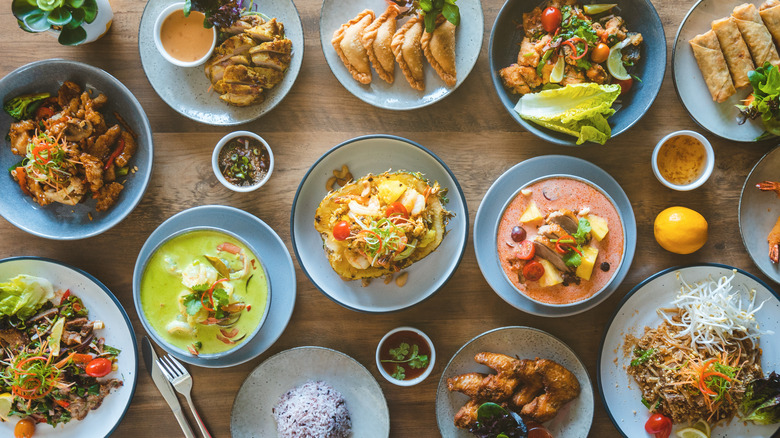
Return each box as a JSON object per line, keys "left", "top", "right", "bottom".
{"left": 0, "top": 59, "right": 153, "bottom": 239}
{"left": 133, "top": 225, "right": 272, "bottom": 361}
{"left": 489, "top": 0, "right": 666, "bottom": 146}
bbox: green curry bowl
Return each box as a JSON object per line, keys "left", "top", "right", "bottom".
{"left": 133, "top": 226, "right": 272, "bottom": 361}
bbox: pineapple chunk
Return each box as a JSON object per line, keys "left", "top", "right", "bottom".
{"left": 575, "top": 246, "right": 599, "bottom": 281}
{"left": 377, "top": 180, "right": 407, "bottom": 204}
{"left": 417, "top": 229, "right": 436, "bottom": 249}
{"left": 520, "top": 201, "right": 543, "bottom": 223}
{"left": 537, "top": 259, "right": 563, "bottom": 287}
{"left": 587, "top": 214, "right": 609, "bottom": 241}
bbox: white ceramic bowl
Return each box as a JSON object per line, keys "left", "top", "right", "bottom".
{"left": 153, "top": 2, "right": 216, "bottom": 68}
{"left": 652, "top": 130, "right": 714, "bottom": 191}
{"left": 212, "top": 131, "right": 274, "bottom": 192}
{"left": 376, "top": 326, "right": 436, "bottom": 387}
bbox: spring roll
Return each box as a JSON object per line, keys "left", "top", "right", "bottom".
{"left": 712, "top": 17, "right": 754, "bottom": 88}
{"left": 733, "top": 3, "right": 780, "bottom": 67}
{"left": 689, "top": 30, "right": 737, "bottom": 102}
{"left": 760, "top": 0, "right": 780, "bottom": 47}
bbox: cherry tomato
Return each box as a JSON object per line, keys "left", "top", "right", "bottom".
{"left": 85, "top": 357, "right": 113, "bottom": 378}
{"left": 515, "top": 240, "right": 536, "bottom": 260}
{"left": 523, "top": 260, "right": 545, "bottom": 281}
{"left": 614, "top": 77, "right": 634, "bottom": 95}
{"left": 541, "top": 7, "right": 562, "bottom": 33}
{"left": 385, "top": 202, "right": 408, "bottom": 222}
{"left": 332, "top": 220, "right": 351, "bottom": 241}
{"left": 591, "top": 42, "right": 610, "bottom": 63}
{"left": 14, "top": 418, "right": 35, "bottom": 438}
{"left": 645, "top": 413, "right": 672, "bottom": 438}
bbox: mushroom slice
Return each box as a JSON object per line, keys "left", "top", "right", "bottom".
{"left": 391, "top": 14, "right": 425, "bottom": 90}
{"left": 361, "top": 4, "right": 401, "bottom": 83}
{"left": 63, "top": 119, "right": 93, "bottom": 142}
{"left": 421, "top": 15, "right": 457, "bottom": 87}
{"left": 332, "top": 10, "right": 375, "bottom": 85}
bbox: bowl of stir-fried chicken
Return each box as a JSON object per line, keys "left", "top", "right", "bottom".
{"left": 0, "top": 59, "right": 153, "bottom": 240}
{"left": 489, "top": 0, "right": 666, "bottom": 146}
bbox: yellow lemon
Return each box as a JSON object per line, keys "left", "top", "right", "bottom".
{"left": 0, "top": 392, "right": 13, "bottom": 422}
{"left": 676, "top": 427, "right": 709, "bottom": 438}
{"left": 692, "top": 419, "right": 711, "bottom": 436}
{"left": 654, "top": 207, "right": 708, "bottom": 254}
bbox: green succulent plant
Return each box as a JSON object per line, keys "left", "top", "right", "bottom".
{"left": 12, "top": 0, "right": 99, "bottom": 46}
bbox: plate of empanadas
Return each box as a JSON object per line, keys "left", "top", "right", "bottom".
{"left": 320, "top": 0, "right": 483, "bottom": 110}
{"left": 674, "top": 0, "right": 780, "bottom": 141}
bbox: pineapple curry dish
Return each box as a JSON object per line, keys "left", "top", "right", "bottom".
{"left": 314, "top": 171, "right": 453, "bottom": 281}
{"left": 497, "top": 177, "right": 624, "bottom": 304}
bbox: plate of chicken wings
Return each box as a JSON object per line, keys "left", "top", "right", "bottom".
{"left": 435, "top": 326, "right": 594, "bottom": 437}
{"left": 739, "top": 145, "right": 780, "bottom": 284}
{"left": 138, "top": 0, "right": 304, "bottom": 125}
{"left": 319, "top": 0, "right": 484, "bottom": 110}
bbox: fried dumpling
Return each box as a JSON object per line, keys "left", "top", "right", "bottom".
{"left": 392, "top": 15, "right": 425, "bottom": 90}
{"left": 362, "top": 4, "right": 401, "bottom": 83}
{"left": 332, "top": 10, "right": 375, "bottom": 84}
{"left": 421, "top": 16, "right": 457, "bottom": 87}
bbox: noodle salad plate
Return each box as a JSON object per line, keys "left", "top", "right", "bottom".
{"left": 598, "top": 264, "right": 780, "bottom": 437}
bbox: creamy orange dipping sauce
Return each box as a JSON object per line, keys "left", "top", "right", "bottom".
{"left": 496, "top": 177, "right": 624, "bottom": 305}
{"left": 160, "top": 9, "right": 213, "bottom": 62}
{"left": 657, "top": 135, "right": 706, "bottom": 186}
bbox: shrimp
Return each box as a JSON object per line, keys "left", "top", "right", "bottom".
{"left": 770, "top": 216, "right": 780, "bottom": 264}
{"left": 757, "top": 180, "right": 780, "bottom": 198}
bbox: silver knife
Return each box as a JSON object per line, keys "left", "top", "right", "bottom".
{"left": 142, "top": 336, "right": 196, "bottom": 438}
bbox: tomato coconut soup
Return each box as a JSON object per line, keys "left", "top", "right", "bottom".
{"left": 496, "top": 177, "right": 624, "bottom": 305}
{"left": 140, "top": 229, "right": 269, "bottom": 356}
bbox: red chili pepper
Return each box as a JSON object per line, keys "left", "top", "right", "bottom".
{"left": 72, "top": 301, "right": 83, "bottom": 313}
{"left": 36, "top": 105, "right": 55, "bottom": 120}
{"left": 32, "top": 144, "right": 53, "bottom": 165}
{"left": 59, "top": 289, "right": 71, "bottom": 305}
{"left": 564, "top": 37, "right": 589, "bottom": 60}
{"left": 104, "top": 137, "right": 125, "bottom": 170}
{"left": 246, "top": 305, "right": 252, "bottom": 311}
{"left": 217, "top": 242, "right": 242, "bottom": 254}
{"left": 54, "top": 399, "right": 70, "bottom": 408}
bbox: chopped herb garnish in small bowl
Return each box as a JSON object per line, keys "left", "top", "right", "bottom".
{"left": 376, "top": 326, "right": 435, "bottom": 386}
{"left": 212, "top": 131, "right": 274, "bottom": 192}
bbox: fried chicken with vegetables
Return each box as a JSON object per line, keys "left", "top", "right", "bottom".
{"left": 5, "top": 81, "right": 136, "bottom": 212}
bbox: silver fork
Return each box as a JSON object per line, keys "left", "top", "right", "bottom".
{"left": 157, "top": 355, "right": 212, "bottom": 438}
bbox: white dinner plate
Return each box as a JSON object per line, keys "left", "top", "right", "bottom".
{"left": 138, "top": 0, "right": 304, "bottom": 125}
{"left": 230, "top": 346, "right": 389, "bottom": 437}
{"left": 0, "top": 257, "right": 138, "bottom": 438}
{"left": 473, "top": 155, "right": 637, "bottom": 317}
{"left": 319, "top": 0, "right": 483, "bottom": 110}
{"left": 673, "top": 0, "right": 767, "bottom": 142}
{"left": 132, "top": 205, "right": 296, "bottom": 368}
{"left": 290, "top": 135, "right": 468, "bottom": 313}
{"left": 435, "top": 326, "right": 594, "bottom": 437}
{"left": 740, "top": 145, "right": 780, "bottom": 284}
{"left": 598, "top": 264, "right": 780, "bottom": 437}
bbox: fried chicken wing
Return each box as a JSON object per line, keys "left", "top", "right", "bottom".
{"left": 453, "top": 399, "right": 481, "bottom": 430}
{"left": 447, "top": 372, "right": 486, "bottom": 398}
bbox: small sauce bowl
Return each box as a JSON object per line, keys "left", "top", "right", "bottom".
{"left": 376, "top": 326, "right": 435, "bottom": 387}
{"left": 154, "top": 2, "right": 217, "bottom": 68}
{"left": 212, "top": 131, "right": 274, "bottom": 192}
{"left": 652, "top": 130, "right": 714, "bottom": 191}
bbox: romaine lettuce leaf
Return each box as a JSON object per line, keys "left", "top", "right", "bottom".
{"left": 514, "top": 83, "right": 621, "bottom": 145}
{"left": 0, "top": 274, "right": 55, "bottom": 319}
{"left": 742, "top": 372, "right": 780, "bottom": 425}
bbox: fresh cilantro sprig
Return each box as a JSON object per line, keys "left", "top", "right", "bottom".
{"left": 382, "top": 342, "right": 430, "bottom": 380}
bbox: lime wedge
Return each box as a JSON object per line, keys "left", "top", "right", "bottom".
{"left": 692, "top": 420, "right": 711, "bottom": 436}
{"left": 676, "top": 427, "right": 708, "bottom": 438}
{"left": 607, "top": 40, "right": 631, "bottom": 81}
{"left": 584, "top": 4, "right": 617, "bottom": 14}
{"left": 49, "top": 317, "right": 65, "bottom": 357}
{"left": 550, "top": 56, "right": 565, "bottom": 83}
{"left": 0, "top": 393, "right": 13, "bottom": 422}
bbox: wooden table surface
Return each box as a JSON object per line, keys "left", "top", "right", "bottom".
{"left": 1, "top": 0, "right": 777, "bottom": 436}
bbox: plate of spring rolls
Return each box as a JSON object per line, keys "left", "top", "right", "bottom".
{"left": 673, "top": 0, "right": 780, "bottom": 141}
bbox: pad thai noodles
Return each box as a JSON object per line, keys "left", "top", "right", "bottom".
{"left": 626, "top": 271, "right": 770, "bottom": 425}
